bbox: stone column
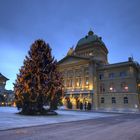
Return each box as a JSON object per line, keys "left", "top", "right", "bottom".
{"left": 73, "top": 69, "right": 76, "bottom": 90}
{"left": 81, "top": 66, "right": 85, "bottom": 89}
{"left": 89, "top": 59, "right": 98, "bottom": 110}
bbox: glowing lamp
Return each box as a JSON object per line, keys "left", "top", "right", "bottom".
{"left": 124, "top": 86, "right": 128, "bottom": 90}
{"left": 110, "top": 87, "right": 113, "bottom": 91}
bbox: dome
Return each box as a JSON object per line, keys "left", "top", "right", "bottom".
{"left": 75, "top": 30, "right": 106, "bottom": 50}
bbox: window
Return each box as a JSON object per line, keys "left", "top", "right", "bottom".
{"left": 109, "top": 73, "right": 115, "bottom": 78}
{"left": 101, "top": 97, "right": 104, "bottom": 103}
{"left": 67, "top": 79, "right": 73, "bottom": 87}
{"left": 124, "top": 97, "right": 128, "bottom": 104}
{"left": 69, "top": 79, "right": 73, "bottom": 87}
{"left": 112, "top": 97, "right": 116, "bottom": 104}
{"left": 100, "top": 83, "right": 105, "bottom": 93}
{"left": 76, "top": 78, "right": 82, "bottom": 87}
{"left": 120, "top": 71, "right": 127, "bottom": 77}
{"left": 84, "top": 68, "right": 89, "bottom": 75}
{"left": 79, "top": 78, "right": 82, "bottom": 87}
{"left": 121, "top": 82, "right": 128, "bottom": 92}
{"left": 85, "top": 77, "right": 89, "bottom": 86}
{"left": 109, "top": 83, "right": 115, "bottom": 92}
{"left": 99, "top": 74, "right": 104, "bottom": 80}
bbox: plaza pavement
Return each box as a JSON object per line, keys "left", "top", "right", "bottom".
{"left": 0, "top": 107, "right": 119, "bottom": 130}
{"left": 0, "top": 112, "right": 140, "bottom": 140}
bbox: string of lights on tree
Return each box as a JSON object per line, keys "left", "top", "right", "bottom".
{"left": 14, "top": 40, "right": 63, "bottom": 114}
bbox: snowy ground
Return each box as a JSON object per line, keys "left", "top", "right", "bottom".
{"left": 0, "top": 107, "right": 119, "bottom": 131}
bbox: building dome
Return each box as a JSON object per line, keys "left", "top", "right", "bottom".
{"left": 75, "top": 30, "right": 107, "bottom": 52}
{"left": 74, "top": 30, "right": 108, "bottom": 64}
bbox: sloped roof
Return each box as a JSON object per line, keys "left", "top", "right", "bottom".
{"left": 57, "top": 55, "right": 89, "bottom": 65}
{"left": 0, "top": 73, "right": 9, "bottom": 81}
{"left": 97, "top": 61, "right": 140, "bottom": 70}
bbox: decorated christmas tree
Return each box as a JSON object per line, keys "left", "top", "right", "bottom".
{"left": 14, "top": 40, "right": 63, "bottom": 115}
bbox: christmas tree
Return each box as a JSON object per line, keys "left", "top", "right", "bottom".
{"left": 14, "top": 40, "right": 63, "bottom": 115}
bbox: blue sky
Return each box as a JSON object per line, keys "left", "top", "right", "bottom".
{"left": 0, "top": 0, "right": 140, "bottom": 90}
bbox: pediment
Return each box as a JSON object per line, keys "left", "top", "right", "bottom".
{"left": 58, "top": 56, "right": 89, "bottom": 65}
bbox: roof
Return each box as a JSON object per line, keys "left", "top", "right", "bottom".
{"left": 75, "top": 30, "right": 107, "bottom": 51}
{"left": 97, "top": 61, "right": 140, "bottom": 70}
{"left": 0, "top": 73, "right": 9, "bottom": 81}
{"left": 57, "top": 55, "right": 89, "bottom": 65}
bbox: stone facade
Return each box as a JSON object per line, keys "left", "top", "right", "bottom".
{"left": 0, "top": 73, "right": 9, "bottom": 94}
{"left": 0, "top": 73, "right": 14, "bottom": 106}
{"left": 58, "top": 30, "right": 140, "bottom": 111}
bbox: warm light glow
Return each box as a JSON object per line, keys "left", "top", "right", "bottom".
{"left": 124, "top": 86, "right": 128, "bottom": 90}
{"left": 86, "top": 81, "right": 89, "bottom": 85}
{"left": 110, "top": 87, "right": 113, "bottom": 91}
{"left": 89, "top": 84, "right": 93, "bottom": 90}
{"left": 89, "top": 52, "right": 92, "bottom": 56}
{"left": 13, "top": 102, "right": 16, "bottom": 107}
{"left": 2, "top": 102, "right": 4, "bottom": 105}
{"left": 76, "top": 82, "right": 79, "bottom": 87}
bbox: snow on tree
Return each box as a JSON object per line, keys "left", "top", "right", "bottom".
{"left": 14, "top": 40, "right": 63, "bottom": 115}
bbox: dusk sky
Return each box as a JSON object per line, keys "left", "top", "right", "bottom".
{"left": 0, "top": 0, "right": 140, "bottom": 90}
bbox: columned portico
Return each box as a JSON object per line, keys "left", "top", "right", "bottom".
{"left": 62, "top": 89, "right": 93, "bottom": 110}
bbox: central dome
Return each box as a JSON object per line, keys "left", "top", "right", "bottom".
{"left": 75, "top": 30, "right": 106, "bottom": 51}
{"left": 74, "top": 30, "right": 109, "bottom": 64}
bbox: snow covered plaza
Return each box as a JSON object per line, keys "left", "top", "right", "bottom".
{"left": 0, "top": 107, "right": 118, "bottom": 130}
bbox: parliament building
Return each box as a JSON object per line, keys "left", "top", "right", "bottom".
{"left": 58, "top": 30, "right": 140, "bottom": 112}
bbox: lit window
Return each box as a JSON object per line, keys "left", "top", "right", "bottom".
{"left": 76, "top": 78, "right": 82, "bottom": 87}
{"left": 110, "top": 87, "right": 113, "bottom": 91}
{"left": 85, "top": 77, "right": 89, "bottom": 86}
{"left": 109, "top": 83, "right": 115, "bottom": 92}
{"left": 124, "top": 86, "right": 128, "bottom": 90}
{"left": 124, "top": 97, "right": 128, "bottom": 104}
{"left": 76, "top": 79, "right": 79, "bottom": 87}
{"left": 121, "top": 82, "right": 128, "bottom": 92}
{"left": 112, "top": 97, "right": 116, "bottom": 104}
